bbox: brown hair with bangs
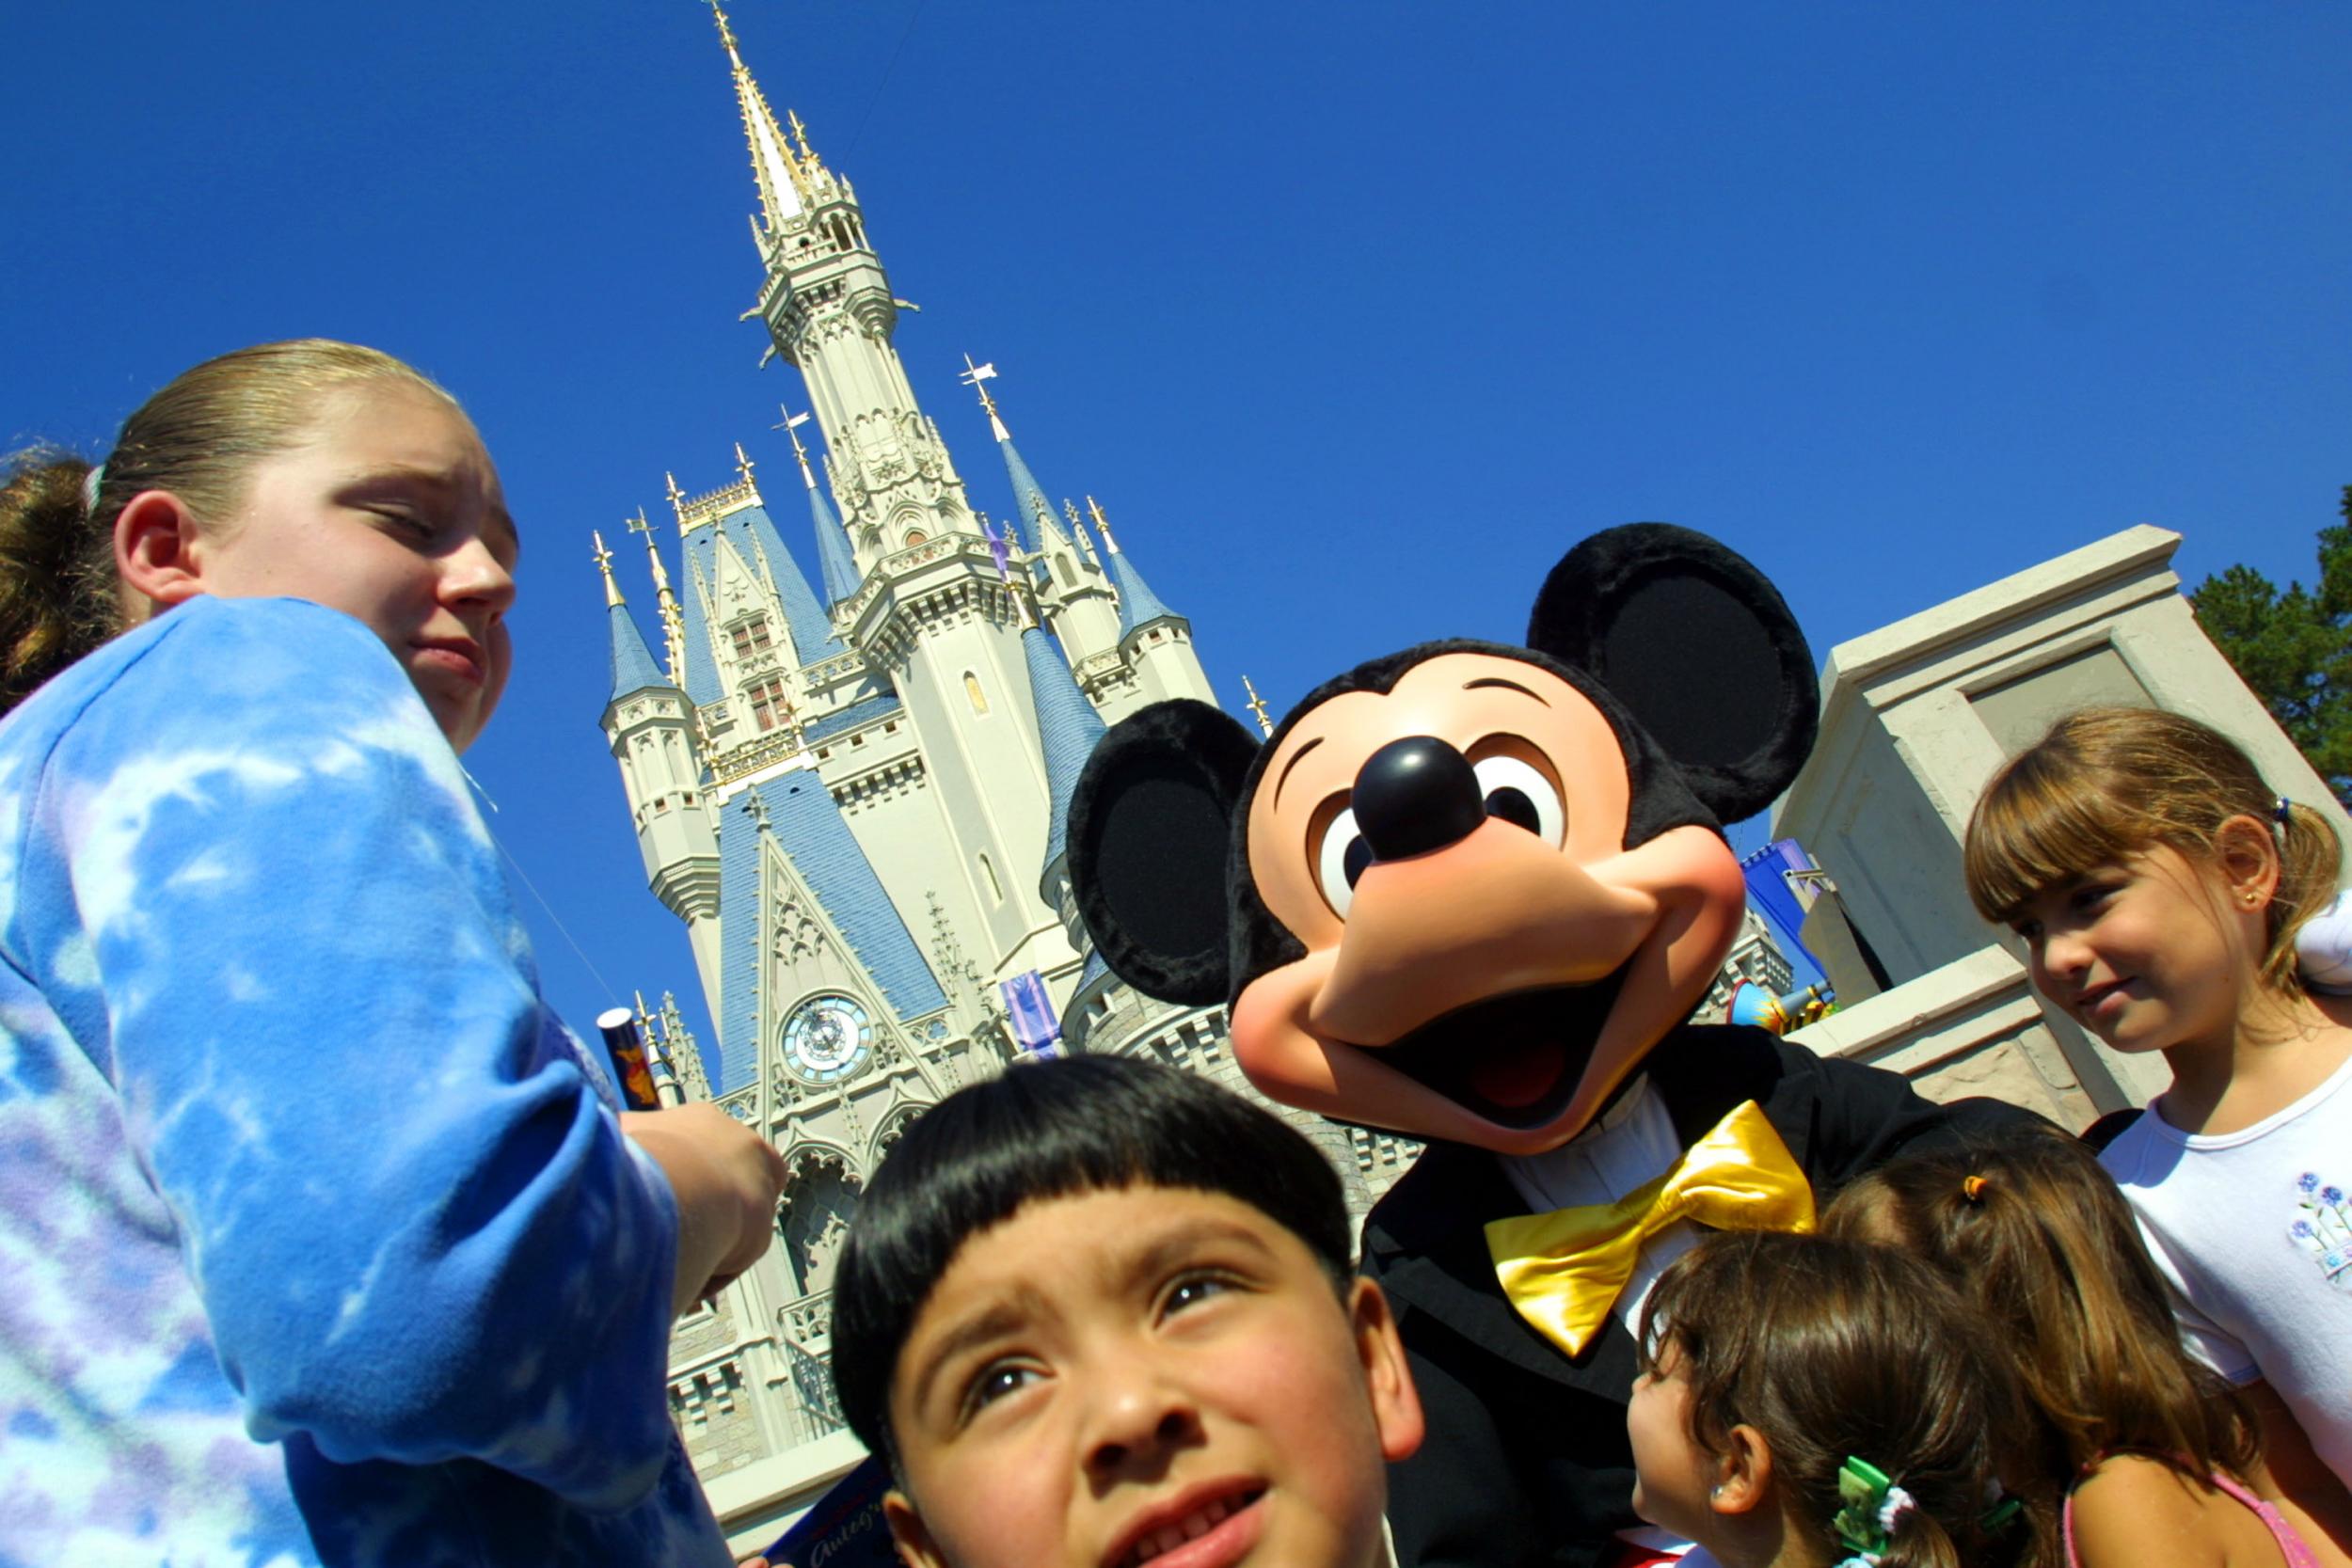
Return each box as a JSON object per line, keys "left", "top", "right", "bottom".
{"left": 1823, "top": 1122, "right": 2261, "bottom": 1489}
{"left": 1637, "top": 1231, "right": 2056, "bottom": 1568}
{"left": 1963, "top": 706, "right": 2343, "bottom": 994}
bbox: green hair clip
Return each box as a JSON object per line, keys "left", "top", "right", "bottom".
{"left": 1832, "top": 1456, "right": 1913, "bottom": 1567}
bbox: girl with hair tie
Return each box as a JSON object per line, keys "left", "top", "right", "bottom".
{"left": 1626, "top": 1229, "right": 2054, "bottom": 1568}
{"left": 1828, "top": 1126, "right": 2343, "bottom": 1568}
{"left": 0, "top": 341, "right": 783, "bottom": 1566}
{"left": 1956, "top": 706, "right": 2352, "bottom": 1557}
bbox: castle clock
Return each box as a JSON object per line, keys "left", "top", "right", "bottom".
{"left": 781, "top": 994, "right": 873, "bottom": 1084}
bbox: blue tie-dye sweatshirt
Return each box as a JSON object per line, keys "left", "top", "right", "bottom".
{"left": 0, "top": 596, "right": 731, "bottom": 1567}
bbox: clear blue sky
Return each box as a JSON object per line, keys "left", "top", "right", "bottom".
{"left": 7, "top": 2, "right": 2345, "bottom": 1045}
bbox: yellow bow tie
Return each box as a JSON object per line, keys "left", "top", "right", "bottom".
{"left": 1485, "top": 1100, "right": 1815, "bottom": 1359}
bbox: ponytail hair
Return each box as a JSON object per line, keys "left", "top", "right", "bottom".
{"left": 0, "top": 451, "right": 119, "bottom": 714}
{"left": 1963, "top": 706, "right": 2344, "bottom": 996}
{"left": 1639, "top": 1231, "right": 2056, "bottom": 1568}
{"left": 0, "top": 340, "right": 456, "bottom": 717}
{"left": 1823, "top": 1122, "right": 2261, "bottom": 1490}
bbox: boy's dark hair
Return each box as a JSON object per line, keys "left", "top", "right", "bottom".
{"left": 829, "top": 1054, "right": 1353, "bottom": 1469}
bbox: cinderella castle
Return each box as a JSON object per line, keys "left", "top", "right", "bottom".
{"left": 590, "top": 7, "right": 1397, "bottom": 1539}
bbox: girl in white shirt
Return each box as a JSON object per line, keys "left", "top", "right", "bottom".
{"left": 1962, "top": 705, "right": 2352, "bottom": 1559}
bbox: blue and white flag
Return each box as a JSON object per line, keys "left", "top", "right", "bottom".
{"left": 1001, "top": 970, "right": 1062, "bottom": 1058}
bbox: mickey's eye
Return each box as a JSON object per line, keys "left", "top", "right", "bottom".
{"left": 1314, "top": 804, "right": 1370, "bottom": 918}
{"left": 1471, "top": 754, "right": 1565, "bottom": 844}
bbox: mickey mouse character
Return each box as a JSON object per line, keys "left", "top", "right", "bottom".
{"left": 1068, "top": 525, "right": 2032, "bottom": 1568}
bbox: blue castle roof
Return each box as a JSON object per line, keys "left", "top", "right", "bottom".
{"left": 711, "top": 772, "right": 949, "bottom": 1094}
{"left": 1023, "top": 625, "right": 1106, "bottom": 888}
{"left": 605, "top": 600, "right": 671, "bottom": 704}
{"left": 1106, "top": 534, "right": 1181, "bottom": 640}
{"left": 809, "top": 480, "right": 862, "bottom": 607}
{"left": 996, "top": 436, "right": 1070, "bottom": 549}
{"left": 676, "top": 526, "right": 726, "bottom": 709}
{"left": 737, "top": 503, "right": 843, "bottom": 663}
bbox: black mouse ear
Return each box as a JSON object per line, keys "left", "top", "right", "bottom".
{"left": 1528, "top": 523, "right": 1818, "bottom": 824}
{"left": 1068, "top": 699, "right": 1261, "bottom": 1006}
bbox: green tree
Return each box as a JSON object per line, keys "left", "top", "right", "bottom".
{"left": 2188, "top": 485, "right": 2352, "bottom": 807}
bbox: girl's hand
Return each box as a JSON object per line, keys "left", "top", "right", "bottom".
{"left": 622, "top": 1105, "right": 789, "bottom": 1318}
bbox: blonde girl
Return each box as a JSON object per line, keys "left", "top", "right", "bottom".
{"left": 1628, "top": 1230, "right": 2053, "bottom": 1568}
{"left": 1828, "top": 1126, "right": 2340, "bottom": 1568}
{"left": 0, "top": 341, "right": 783, "bottom": 1567}
{"left": 1963, "top": 705, "right": 2352, "bottom": 1552}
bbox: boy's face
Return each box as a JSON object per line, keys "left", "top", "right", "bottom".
{"left": 882, "top": 1184, "right": 1423, "bottom": 1568}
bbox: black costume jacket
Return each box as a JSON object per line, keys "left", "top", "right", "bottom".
{"left": 1363, "top": 1024, "right": 2038, "bottom": 1568}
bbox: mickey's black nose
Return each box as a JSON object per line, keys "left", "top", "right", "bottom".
{"left": 1351, "top": 736, "right": 1485, "bottom": 861}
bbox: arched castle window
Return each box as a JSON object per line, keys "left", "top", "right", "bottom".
{"left": 963, "top": 672, "right": 988, "bottom": 715}
{"left": 777, "top": 1151, "right": 862, "bottom": 1296}
{"left": 1057, "top": 553, "right": 1076, "bottom": 587}
{"left": 903, "top": 529, "right": 928, "bottom": 547}
{"left": 729, "top": 617, "right": 774, "bottom": 662}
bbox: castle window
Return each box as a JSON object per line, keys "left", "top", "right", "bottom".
{"left": 730, "top": 617, "right": 774, "bottom": 661}
{"left": 747, "top": 677, "right": 792, "bottom": 733}
{"left": 964, "top": 673, "right": 988, "bottom": 715}
{"left": 904, "top": 530, "right": 928, "bottom": 547}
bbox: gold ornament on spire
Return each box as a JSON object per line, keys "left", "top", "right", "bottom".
{"left": 628, "top": 507, "right": 688, "bottom": 685}
{"left": 1242, "top": 674, "right": 1273, "bottom": 737}
{"left": 774, "top": 404, "right": 817, "bottom": 488}
{"left": 734, "top": 440, "right": 756, "bottom": 487}
{"left": 592, "top": 530, "right": 625, "bottom": 609}
{"left": 710, "top": 0, "right": 811, "bottom": 235}
{"left": 1088, "top": 496, "right": 1118, "bottom": 551}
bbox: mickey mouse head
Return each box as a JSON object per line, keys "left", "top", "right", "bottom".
{"left": 1069, "top": 524, "right": 1819, "bottom": 1155}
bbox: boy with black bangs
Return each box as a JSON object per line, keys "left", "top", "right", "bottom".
{"left": 827, "top": 1056, "right": 1425, "bottom": 1568}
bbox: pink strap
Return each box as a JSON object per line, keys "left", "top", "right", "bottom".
{"left": 2066, "top": 1467, "right": 2317, "bottom": 1568}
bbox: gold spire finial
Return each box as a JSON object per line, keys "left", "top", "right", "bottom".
{"left": 1242, "top": 674, "right": 1273, "bottom": 737}
{"left": 664, "top": 471, "right": 687, "bottom": 521}
{"left": 774, "top": 404, "right": 817, "bottom": 488}
{"left": 788, "top": 108, "right": 816, "bottom": 164}
{"left": 960, "top": 356, "right": 1004, "bottom": 433}
{"left": 734, "top": 440, "right": 756, "bottom": 486}
{"left": 629, "top": 507, "right": 686, "bottom": 683}
{"left": 707, "top": 0, "right": 740, "bottom": 60}
{"left": 711, "top": 0, "right": 812, "bottom": 235}
{"left": 593, "top": 530, "right": 625, "bottom": 609}
{"left": 1088, "top": 496, "right": 1118, "bottom": 552}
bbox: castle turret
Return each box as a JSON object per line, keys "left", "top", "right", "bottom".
{"left": 784, "top": 405, "right": 862, "bottom": 607}
{"left": 1092, "top": 499, "right": 1217, "bottom": 708}
{"left": 596, "top": 531, "right": 723, "bottom": 1022}
{"left": 1021, "top": 615, "right": 1107, "bottom": 942}
{"left": 725, "top": 25, "right": 1073, "bottom": 983}
{"left": 960, "top": 359, "right": 1123, "bottom": 665}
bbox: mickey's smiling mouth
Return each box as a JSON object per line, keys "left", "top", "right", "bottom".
{"left": 1367, "top": 967, "right": 1629, "bottom": 1129}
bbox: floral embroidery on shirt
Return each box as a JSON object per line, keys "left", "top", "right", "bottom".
{"left": 2289, "top": 1172, "right": 2351, "bottom": 1290}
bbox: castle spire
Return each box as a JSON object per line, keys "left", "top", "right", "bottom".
{"left": 963, "top": 358, "right": 1070, "bottom": 549}
{"left": 628, "top": 508, "right": 689, "bottom": 684}
{"left": 1091, "top": 498, "right": 1181, "bottom": 638}
{"left": 593, "top": 529, "right": 624, "bottom": 610}
{"left": 1242, "top": 673, "right": 1274, "bottom": 737}
{"left": 779, "top": 404, "right": 861, "bottom": 605}
{"left": 1023, "top": 620, "right": 1108, "bottom": 898}
{"left": 597, "top": 531, "right": 672, "bottom": 702}
{"left": 708, "top": 0, "right": 808, "bottom": 243}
